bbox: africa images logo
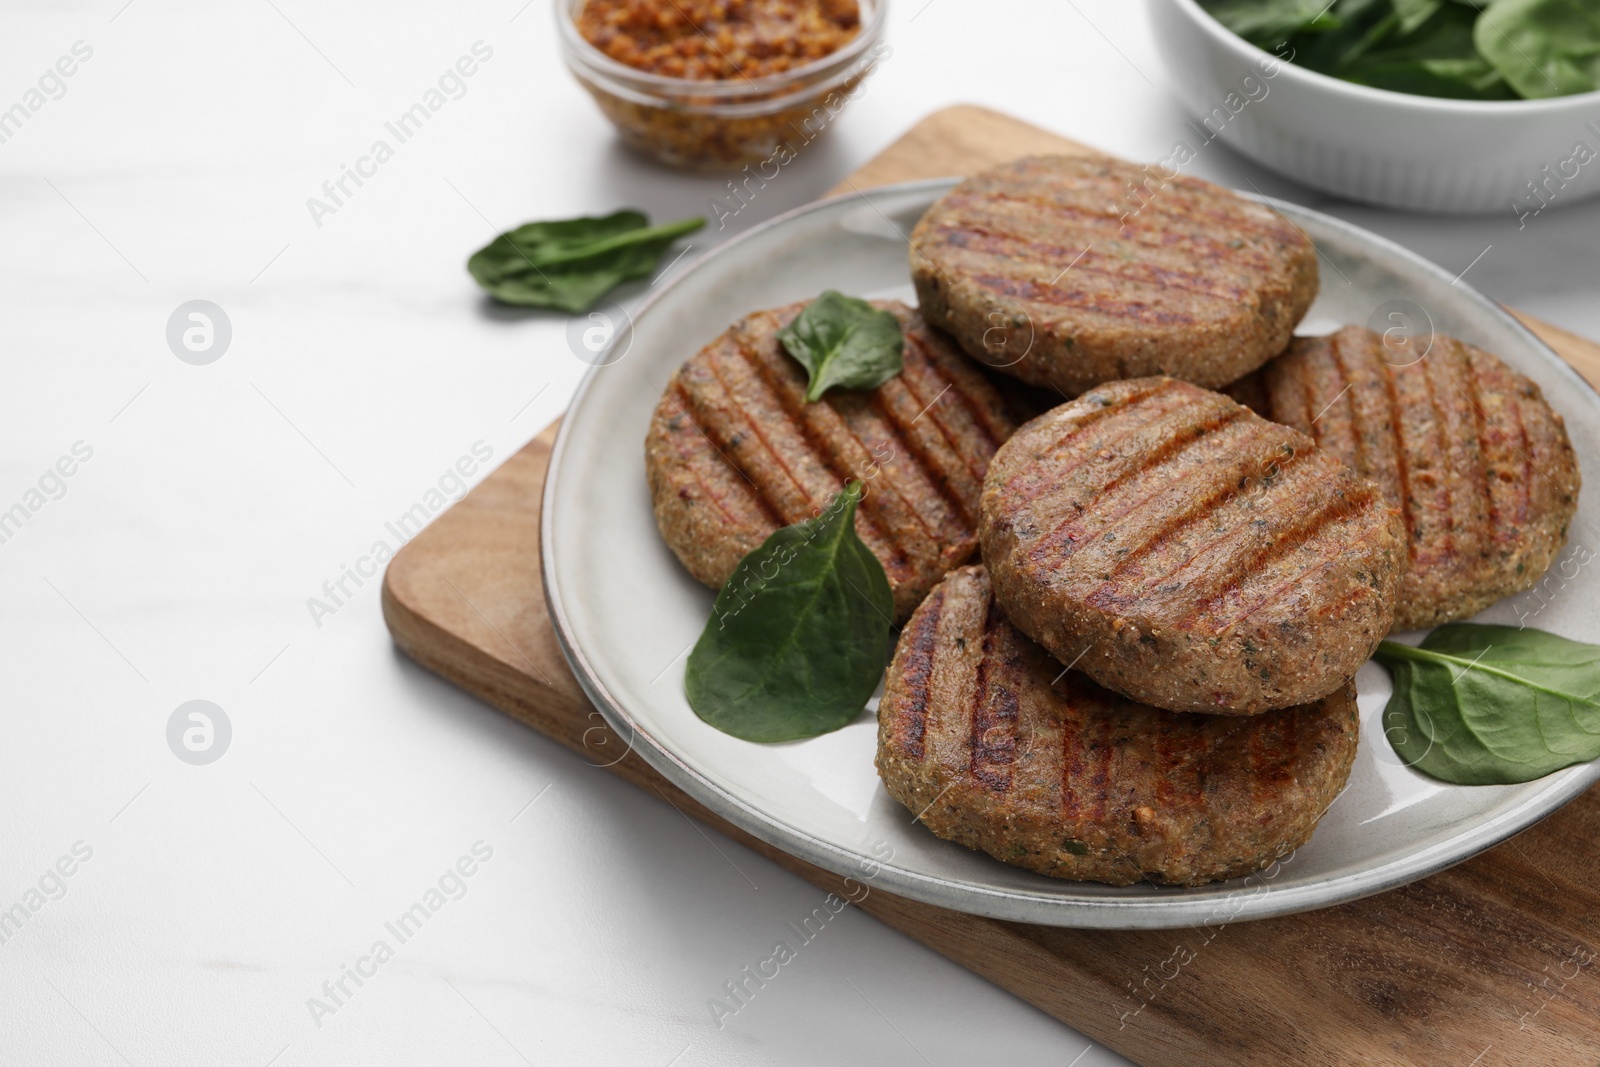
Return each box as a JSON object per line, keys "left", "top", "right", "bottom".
{"left": 305, "top": 841, "right": 494, "bottom": 1029}
{"left": 305, "top": 42, "right": 494, "bottom": 229}
{"left": 305, "top": 441, "right": 493, "bottom": 628}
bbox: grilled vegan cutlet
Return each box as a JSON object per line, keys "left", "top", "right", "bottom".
{"left": 910, "top": 155, "right": 1319, "bottom": 397}
{"left": 646, "top": 299, "right": 1017, "bottom": 622}
{"left": 980, "top": 377, "right": 1406, "bottom": 715}
{"left": 876, "top": 566, "right": 1360, "bottom": 887}
{"left": 1227, "top": 326, "right": 1581, "bottom": 631}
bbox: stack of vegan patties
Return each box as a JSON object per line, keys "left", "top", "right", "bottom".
{"left": 648, "top": 155, "right": 1580, "bottom": 887}
{"left": 878, "top": 155, "right": 1579, "bottom": 886}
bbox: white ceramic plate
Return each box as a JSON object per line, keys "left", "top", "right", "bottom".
{"left": 542, "top": 179, "right": 1600, "bottom": 928}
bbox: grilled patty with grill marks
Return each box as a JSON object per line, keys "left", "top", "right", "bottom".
{"left": 646, "top": 299, "right": 1016, "bottom": 622}
{"left": 980, "top": 377, "right": 1406, "bottom": 715}
{"left": 1226, "top": 326, "right": 1581, "bottom": 631}
{"left": 909, "top": 155, "right": 1319, "bottom": 397}
{"left": 876, "top": 566, "right": 1359, "bottom": 886}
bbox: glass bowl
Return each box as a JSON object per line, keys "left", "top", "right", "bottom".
{"left": 557, "top": 0, "right": 889, "bottom": 170}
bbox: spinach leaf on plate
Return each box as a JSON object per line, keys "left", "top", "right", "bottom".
{"left": 685, "top": 482, "right": 893, "bottom": 743}
{"left": 1374, "top": 623, "right": 1600, "bottom": 785}
{"left": 467, "top": 210, "right": 704, "bottom": 313}
{"left": 1475, "top": 0, "right": 1600, "bottom": 99}
{"left": 777, "top": 290, "right": 905, "bottom": 403}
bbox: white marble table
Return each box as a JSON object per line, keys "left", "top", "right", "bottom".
{"left": 3, "top": 1, "right": 1597, "bottom": 1064}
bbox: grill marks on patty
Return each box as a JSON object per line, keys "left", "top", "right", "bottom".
{"left": 968, "top": 599, "right": 1019, "bottom": 793}
{"left": 1018, "top": 403, "right": 1258, "bottom": 569}
{"left": 892, "top": 583, "right": 946, "bottom": 762}
{"left": 646, "top": 300, "right": 1016, "bottom": 621}
{"left": 980, "top": 377, "right": 1405, "bottom": 715}
{"left": 1228, "top": 327, "right": 1580, "bottom": 630}
{"left": 928, "top": 180, "right": 1295, "bottom": 318}
{"left": 910, "top": 156, "right": 1319, "bottom": 396}
{"left": 874, "top": 567, "right": 1360, "bottom": 886}
{"left": 1004, "top": 377, "right": 1195, "bottom": 507}
{"left": 994, "top": 379, "right": 1383, "bottom": 623}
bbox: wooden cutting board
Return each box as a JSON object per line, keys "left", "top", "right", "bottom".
{"left": 383, "top": 106, "right": 1600, "bottom": 1066}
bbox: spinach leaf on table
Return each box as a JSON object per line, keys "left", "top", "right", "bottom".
{"left": 1374, "top": 623, "right": 1600, "bottom": 785}
{"left": 777, "top": 291, "right": 905, "bottom": 403}
{"left": 685, "top": 483, "right": 893, "bottom": 743}
{"left": 1475, "top": 0, "right": 1600, "bottom": 99}
{"left": 467, "top": 211, "right": 704, "bottom": 313}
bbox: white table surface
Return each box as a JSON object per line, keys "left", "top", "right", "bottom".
{"left": 4, "top": 2, "right": 1598, "bottom": 1064}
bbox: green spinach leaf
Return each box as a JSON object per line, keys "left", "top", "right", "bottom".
{"left": 685, "top": 483, "right": 893, "bottom": 742}
{"left": 1475, "top": 0, "right": 1600, "bottom": 99}
{"left": 1292, "top": 0, "right": 1406, "bottom": 73}
{"left": 1360, "top": 6, "right": 1486, "bottom": 64}
{"left": 1395, "top": 0, "right": 1446, "bottom": 34}
{"left": 1203, "top": 0, "right": 1600, "bottom": 98}
{"left": 1344, "top": 4, "right": 1517, "bottom": 97}
{"left": 1347, "top": 55, "right": 1515, "bottom": 97}
{"left": 467, "top": 211, "right": 704, "bottom": 313}
{"left": 1202, "top": 0, "right": 1343, "bottom": 49}
{"left": 777, "top": 291, "right": 904, "bottom": 403}
{"left": 1374, "top": 624, "right": 1600, "bottom": 784}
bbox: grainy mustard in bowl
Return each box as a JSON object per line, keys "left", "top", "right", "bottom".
{"left": 558, "top": 0, "right": 889, "bottom": 170}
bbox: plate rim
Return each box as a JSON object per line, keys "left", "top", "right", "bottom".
{"left": 541, "top": 175, "right": 1600, "bottom": 928}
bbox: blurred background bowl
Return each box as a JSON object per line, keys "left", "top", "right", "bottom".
{"left": 1148, "top": 0, "right": 1600, "bottom": 215}
{"left": 558, "top": 0, "right": 888, "bottom": 171}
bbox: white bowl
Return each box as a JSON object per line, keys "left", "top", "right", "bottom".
{"left": 1147, "top": 0, "right": 1600, "bottom": 215}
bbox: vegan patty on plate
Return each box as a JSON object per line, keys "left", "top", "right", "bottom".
{"left": 646, "top": 299, "right": 1016, "bottom": 622}
{"left": 876, "top": 566, "right": 1360, "bottom": 887}
{"left": 910, "top": 155, "right": 1318, "bottom": 397}
{"left": 1227, "top": 326, "right": 1580, "bottom": 631}
{"left": 979, "top": 377, "right": 1405, "bottom": 714}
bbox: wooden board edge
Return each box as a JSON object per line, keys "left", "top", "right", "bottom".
{"left": 1512, "top": 309, "right": 1600, "bottom": 389}
{"left": 827, "top": 103, "right": 1105, "bottom": 196}
{"left": 382, "top": 543, "right": 1140, "bottom": 1042}
{"left": 376, "top": 105, "right": 1600, "bottom": 1067}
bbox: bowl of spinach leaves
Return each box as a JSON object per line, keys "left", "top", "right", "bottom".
{"left": 1148, "top": 0, "right": 1600, "bottom": 213}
